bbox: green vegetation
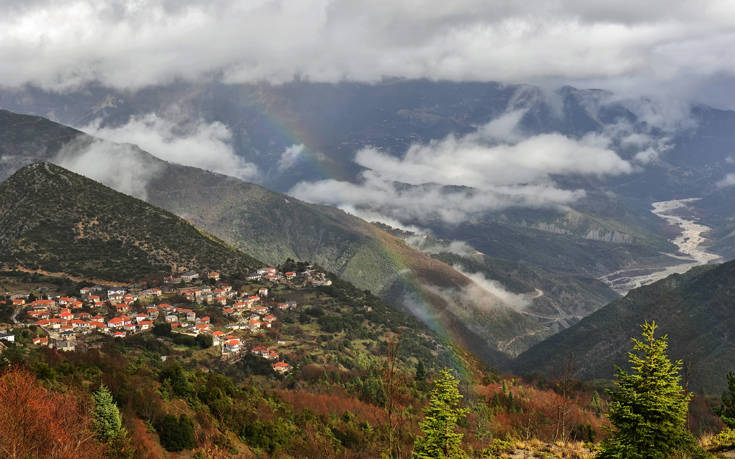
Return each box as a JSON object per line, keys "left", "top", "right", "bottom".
{"left": 413, "top": 369, "right": 468, "bottom": 459}
{"left": 600, "top": 322, "right": 696, "bottom": 458}
{"left": 156, "top": 414, "right": 196, "bottom": 452}
{"left": 707, "top": 427, "right": 735, "bottom": 452}
{"left": 5, "top": 305, "right": 735, "bottom": 456}
{"left": 91, "top": 385, "right": 123, "bottom": 443}
{"left": 715, "top": 371, "right": 735, "bottom": 429}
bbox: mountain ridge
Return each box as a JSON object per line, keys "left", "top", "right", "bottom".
{"left": 0, "top": 161, "right": 261, "bottom": 282}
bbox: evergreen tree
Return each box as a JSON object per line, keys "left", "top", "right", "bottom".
{"left": 91, "top": 385, "right": 122, "bottom": 443}
{"left": 589, "top": 390, "right": 603, "bottom": 416}
{"left": 413, "top": 369, "right": 468, "bottom": 459}
{"left": 715, "top": 371, "right": 735, "bottom": 429}
{"left": 416, "top": 360, "right": 426, "bottom": 382}
{"left": 599, "top": 321, "right": 696, "bottom": 458}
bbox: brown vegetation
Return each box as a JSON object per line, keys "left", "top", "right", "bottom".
{"left": 0, "top": 366, "right": 104, "bottom": 459}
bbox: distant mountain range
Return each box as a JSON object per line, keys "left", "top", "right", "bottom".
{"left": 3, "top": 79, "right": 735, "bottom": 375}
{"left": 2, "top": 81, "right": 733, "bottom": 196}
{"left": 5, "top": 80, "right": 727, "bottom": 282}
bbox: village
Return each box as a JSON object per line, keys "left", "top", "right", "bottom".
{"left": 0, "top": 264, "right": 334, "bottom": 376}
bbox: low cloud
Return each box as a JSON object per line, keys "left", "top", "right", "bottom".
{"left": 277, "top": 144, "right": 305, "bottom": 171}
{"left": 53, "top": 138, "right": 162, "bottom": 200}
{"left": 452, "top": 264, "right": 533, "bottom": 311}
{"left": 404, "top": 235, "right": 479, "bottom": 258}
{"left": 291, "top": 176, "right": 586, "bottom": 225}
{"left": 81, "top": 114, "right": 259, "bottom": 181}
{"left": 290, "top": 108, "right": 635, "bottom": 224}
{"left": 716, "top": 173, "right": 735, "bottom": 188}
{"left": 353, "top": 132, "right": 631, "bottom": 189}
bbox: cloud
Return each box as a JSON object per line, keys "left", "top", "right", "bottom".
{"left": 716, "top": 173, "right": 735, "bottom": 188}
{"left": 277, "top": 144, "right": 305, "bottom": 171}
{"left": 404, "top": 235, "right": 479, "bottom": 258}
{"left": 353, "top": 133, "right": 631, "bottom": 188}
{"left": 290, "top": 108, "right": 637, "bottom": 224}
{"left": 451, "top": 264, "right": 533, "bottom": 311}
{"left": 1, "top": 0, "right": 735, "bottom": 105}
{"left": 81, "top": 114, "right": 258, "bottom": 181}
{"left": 291, "top": 175, "right": 586, "bottom": 224}
{"left": 602, "top": 119, "right": 673, "bottom": 165}
{"left": 53, "top": 138, "right": 162, "bottom": 200}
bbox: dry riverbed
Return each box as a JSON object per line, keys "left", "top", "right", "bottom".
{"left": 599, "top": 198, "right": 721, "bottom": 295}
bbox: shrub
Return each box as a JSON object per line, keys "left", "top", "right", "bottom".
{"left": 156, "top": 414, "right": 196, "bottom": 452}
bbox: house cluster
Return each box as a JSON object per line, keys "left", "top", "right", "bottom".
{"left": 3, "top": 265, "right": 314, "bottom": 374}
{"left": 164, "top": 270, "right": 221, "bottom": 285}
{"left": 246, "top": 265, "right": 331, "bottom": 287}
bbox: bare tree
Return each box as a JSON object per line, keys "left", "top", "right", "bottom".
{"left": 553, "top": 353, "right": 575, "bottom": 443}
{"left": 383, "top": 335, "right": 401, "bottom": 458}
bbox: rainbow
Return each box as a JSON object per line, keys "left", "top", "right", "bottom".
{"left": 257, "top": 98, "right": 478, "bottom": 379}
{"left": 252, "top": 97, "right": 347, "bottom": 182}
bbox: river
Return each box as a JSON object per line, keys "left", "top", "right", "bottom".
{"left": 599, "top": 198, "right": 721, "bottom": 295}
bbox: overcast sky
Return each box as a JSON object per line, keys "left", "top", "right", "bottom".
{"left": 1, "top": 0, "right": 735, "bottom": 106}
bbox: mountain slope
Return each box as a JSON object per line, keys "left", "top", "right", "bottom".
{"left": 374, "top": 223, "right": 620, "bottom": 330}
{"left": 0, "top": 109, "right": 542, "bottom": 363}
{"left": 0, "top": 162, "right": 260, "bottom": 282}
{"left": 142, "top": 155, "right": 546, "bottom": 361}
{"left": 513, "top": 260, "right": 735, "bottom": 393}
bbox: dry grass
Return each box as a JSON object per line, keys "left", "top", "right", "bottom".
{"left": 499, "top": 439, "right": 594, "bottom": 458}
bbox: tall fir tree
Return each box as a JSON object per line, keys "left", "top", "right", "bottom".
{"left": 599, "top": 321, "right": 696, "bottom": 458}
{"left": 91, "top": 385, "right": 122, "bottom": 443}
{"left": 416, "top": 360, "right": 426, "bottom": 382}
{"left": 715, "top": 371, "right": 735, "bottom": 429}
{"left": 413, "top": 369, "right": 468, "bottom": 459}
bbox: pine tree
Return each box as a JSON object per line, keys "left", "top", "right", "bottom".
{"left": 91, "top": 385, "right": 122, "bottom": 443}
{"left": 589, "top": 390, "right": 601, "bottom": 416}
{"left": 416, "top": 360, "right": 426, "bottom": 382}
{"left": 599, "top": 321, "right": 696, "bottom": 458}
{"left": 715, "top": 371, "right": 735, "bottom": 429}
{"left": 413, "top": 369, "right": 468, "bottom": 459}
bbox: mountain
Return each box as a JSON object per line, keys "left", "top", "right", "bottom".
{"left": 513, "top": 260, "right": 735, "bottom": 393}
{"left": 3, "top": 81, "right": 735, "bottom": 200}
{"left": 0, "top": 109, "right": 546, "bottom": 363}
{"left": 0, "top": 82, "right": 707, "bottom": 278}
{"left": 146, "top": 162, "right": 546, "bottom": 360}
{"left": 0, "top": 162, "right": 260, "bottom": 282}
{"left": 5, "top": 75, "right": 733, "bottom": 358}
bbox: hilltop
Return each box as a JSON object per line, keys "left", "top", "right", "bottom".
{"left": 0, "top": 162, "right": 260, "bottom": 282}
{"left": 513, "top": 259, "right": 735, "bottom": 394}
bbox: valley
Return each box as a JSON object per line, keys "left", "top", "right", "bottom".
{"left": 598, "top": 198, "right": 722, "bottom": 295}
{"left": 4, "top": 4, "right": 735, "bottom": 456}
